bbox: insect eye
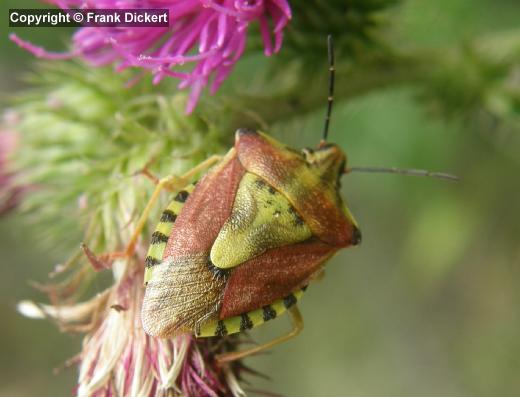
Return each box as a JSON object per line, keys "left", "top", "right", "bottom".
{"left": 301, "top": 148, "right": 314, "bottom": 161}
{"left": 339, "top": 159, "right": 346, "bottom": 176}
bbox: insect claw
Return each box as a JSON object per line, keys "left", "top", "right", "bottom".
{"left": 133, "top": 160, "right": 160, "bottom": 185}
{"left": 81, "top": 243, "right": 115, "bottom": 271}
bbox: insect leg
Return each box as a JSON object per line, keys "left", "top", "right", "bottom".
{"left": 135, "top": 160, "right": 160, "bottom": 185}
{"left": 120, "top": 154, "right": 223, "bottom": 257}
{"left": 215, "top": 305, "right": 304, "bottom": 364}
{"left": 84, "top": 155, "right": 223, "bottom": 265}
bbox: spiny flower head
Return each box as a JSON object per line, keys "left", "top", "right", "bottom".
{"left": 19, "top": 259, "right": 247, "bottom": 397}
{"left": 11, "top": 61, "right": 255, "bottom": 397}
{"left": 10, "top": 0, "right": 292, "bottom": 113}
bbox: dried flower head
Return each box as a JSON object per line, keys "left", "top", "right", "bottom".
{"left": 10, "top": 0, "right": 292, "bottom": 113}
{"left": 11, "top": 61, "right": 259, "bottom": 397}
{"left": 19, "top": 258, "right": 247, "bottom": 397}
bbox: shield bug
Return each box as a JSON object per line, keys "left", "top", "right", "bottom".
{"left": 140, "top": 120, "right": 362, "bottom": 362}
{"left": 88, "top": 36, "right": 456, "bottom": 364}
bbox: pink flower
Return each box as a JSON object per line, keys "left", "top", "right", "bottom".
{"left": 18, "top": 259, "right": 248, "bottom": 396}
{"left": 10, "top": 0, "right": 292, "bottom": 113}
{"left": 0, "top": 114, "right": 25, "bottom": 215}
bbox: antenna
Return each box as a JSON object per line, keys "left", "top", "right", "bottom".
{"left": 322, "top": 35, "right": 335, "bottom": 144}
{"left": 320, "top": 35, "right": 457, "bottom": 183}
{"left": 346, "top": 166, "right": 459, "bottom": 182}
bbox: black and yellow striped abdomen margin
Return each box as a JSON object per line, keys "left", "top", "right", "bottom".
{"left": 143, "top": 184, "right": 196, "bottom": 284}
{"left": 196, "top": 287, "right": 306, "bottom": 337}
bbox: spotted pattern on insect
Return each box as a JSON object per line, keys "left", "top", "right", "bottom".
{"left": 262, "top": 305, "right": 277, "bottom": 321}
{"left": 144, "top": 183, "right": 196, "bottom": 284}
{"left": 159, "top": 209, "right": 177, "bottom": 223}
{"left": 174, "top": 190, "right": 189, "bottom": 203}
{"left": 215, "top": 320, "right": 228, "bottom": 336}
{"left": 210, "top": 172, "right": 312, "bottom": 270}
{"left": 283, "top": 293, "right": 297, "bottom": 308}
{"left": 144, "top": 256, "right": 161, "bottom": 267}
{"left": 196, "top": 288, "right": 305, "bottom": 337}
{"left": 150, "top": 231, "right": 169, "bottom": 244}
{"left": 240, "top": 313, "right": 254, "bottom": 331}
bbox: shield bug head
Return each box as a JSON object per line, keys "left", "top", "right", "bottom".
{"left": 301, "top": 144, "right": 346, "bottom": 185}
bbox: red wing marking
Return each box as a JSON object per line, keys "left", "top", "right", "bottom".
{"left": 164, "top": 151, "right": 245, "bottom": 258}
{"left": 220, "top": 238, "right": 337, "bottom": 319}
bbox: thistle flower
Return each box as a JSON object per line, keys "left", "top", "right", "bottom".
{"left": 0, "top": 113, "right": 25, "bottom": 215}
{"left": 10, "top": 0, "right": 292, "bottom": 113}
{"left": 10, "top": 61, "right": 257, "bottom": 397}
{"left": 19, "top": 258, "right": 247, "bottom": 397}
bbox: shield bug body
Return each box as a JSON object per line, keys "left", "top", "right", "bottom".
{"left": 141, "top": 128, "right": 361, "bottom": 362}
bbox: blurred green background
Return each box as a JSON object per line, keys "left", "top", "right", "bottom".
{"left": 1, "top": 1, "right": 519, "bottom": 396}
